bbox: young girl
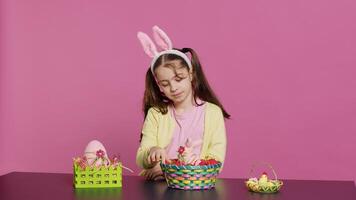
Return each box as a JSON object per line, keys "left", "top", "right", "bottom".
{"left": 136, "top": 26, "right": 230, "bottom": 181}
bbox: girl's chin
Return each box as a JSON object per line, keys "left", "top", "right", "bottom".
{"left": 171, "top": 98, "right": 182, "bottom": 104}
{"left": 171, "top": 95, "right": 187, "bottom": 104}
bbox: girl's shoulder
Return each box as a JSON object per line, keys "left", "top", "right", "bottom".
{"left": 205, "top": 102, "right": 223, "bottom": 114}
{"left": 147, "top": 106, "right": 163, "bottom": 116}
{"left": 204, "top": 102, "right": 225, "bottom": 124}
{"left": 146, "top": 106, "right": 170, "bottom": 118}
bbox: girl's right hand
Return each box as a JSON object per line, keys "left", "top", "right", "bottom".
{"left": 147, "top": 146, "right": 167, "bottom": 165}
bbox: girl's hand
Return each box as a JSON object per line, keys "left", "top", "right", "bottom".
{"left": 147, "top": 146, "right": 167, "bottom": 165}
{"left": 141, "top": 163, "right": 165, "bottom": 181}
{"left": 184, "top": 138, "right": 202, "bottom": 164}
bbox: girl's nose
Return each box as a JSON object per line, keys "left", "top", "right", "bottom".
{"left": 170, "top": 82, "right": 178, "bottom": 92}
{"left": 170, "top": 87, "right": 177, "bottom": 93}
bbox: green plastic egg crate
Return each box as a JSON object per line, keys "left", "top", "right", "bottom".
{"left": 73, "top": 163, "right": 122, "bottom": 188}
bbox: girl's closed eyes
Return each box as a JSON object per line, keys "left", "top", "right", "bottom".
{"left": 159, "top": 74, "right": 187, "bottom": 87}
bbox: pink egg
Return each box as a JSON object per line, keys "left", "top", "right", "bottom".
{"left": 84, "top": 140, "right": 110, "bottom": 166}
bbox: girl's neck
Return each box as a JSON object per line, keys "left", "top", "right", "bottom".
{"left": 173, "top": 92, "right": 196, "bottom": 114}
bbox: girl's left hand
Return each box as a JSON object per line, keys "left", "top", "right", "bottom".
{"left": 184, "top": 138, "right": 202, "bottom": 164}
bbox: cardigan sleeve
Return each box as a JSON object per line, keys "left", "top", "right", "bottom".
{"left": 206, "top": 105, "right": 227, "bottom": 164}
{"left": 136, "top": 108, "right": 159, "bottom": 169}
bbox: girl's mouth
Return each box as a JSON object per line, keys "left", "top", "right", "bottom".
{"left": 172, "top": 92, "right": 183, "bottom": 97}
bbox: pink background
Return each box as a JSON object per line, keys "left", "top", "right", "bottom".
{"left": 1, "top": 0, "right": 355, "bottom": 182}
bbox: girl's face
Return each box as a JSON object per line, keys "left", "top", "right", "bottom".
{"left": 154, "top": 60, "right": 193, "bottom": 105}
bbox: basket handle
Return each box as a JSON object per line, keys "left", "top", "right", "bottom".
{"left": 248, "top": 161, "right": 278, "bottom": 180}
{"left": 119, "top": 163, "right": 134, "bottom": 173}
{"left": 82, "top": 162, "right": 134, "bottom": 176}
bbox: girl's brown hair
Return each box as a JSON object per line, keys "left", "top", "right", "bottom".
{"left": 142, "top": 48, "right": 230, "bottom": 137}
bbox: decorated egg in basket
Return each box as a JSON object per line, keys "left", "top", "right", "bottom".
{"left": 245, "top": 162, "right": 283, "bottom": 193}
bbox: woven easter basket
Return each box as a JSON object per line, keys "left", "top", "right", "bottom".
{"left": 160, "top": 162, "right": 222, "bottom": 190}
{"left": 245, "top": 162, "right": 283, "bottom": 193}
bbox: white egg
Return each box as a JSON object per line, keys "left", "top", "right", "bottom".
{"left": 84, "top": 140, "right": 110, "bottom": 166}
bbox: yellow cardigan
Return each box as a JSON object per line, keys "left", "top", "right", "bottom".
{"left": 136, "top": 102, "right": 227, "bottom": 169}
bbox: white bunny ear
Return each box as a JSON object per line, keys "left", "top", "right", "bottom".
{"left": 152, "top": 25, "right": 173, "bottom": 51}
{"left": 137, "top": 31, "right": 158, "bottom": 58}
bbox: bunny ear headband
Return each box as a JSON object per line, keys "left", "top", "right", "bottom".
{"left": 137, "top": 25, "right": 192, "bottom": 74}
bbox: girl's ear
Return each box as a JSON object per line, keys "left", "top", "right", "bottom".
{"left": 137, "top": 31, "right": 158, "bottom": 58}
{"left": 152, "top": 26, "right": 173, "bottom": 51}
{"left": 189, "top": 71, "right": 193, "bottom": 82}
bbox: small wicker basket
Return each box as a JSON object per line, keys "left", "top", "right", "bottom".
{"left": 245, "top": 162, "right": 283, "bottom": 193}
{"left": 160, "top": 162, "right": 222, "bottom": 190}
{"left": 73, "top": 163, "right": 122, "bottom": 188}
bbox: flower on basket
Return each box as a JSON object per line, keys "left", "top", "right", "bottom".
{"left": 74, "top": 151, "right": 122, "bottom": 170}
{"left": 91, "top": 149, "right": 112, "bottom": 167}
{"left": 110, "top": 154, "right": 120, "bottom": 168}
{"left": 73, "top": 156, "right": 89, "bottom": 170}
{"left": 96, "top": 149, "right": 106, "bottom": 158}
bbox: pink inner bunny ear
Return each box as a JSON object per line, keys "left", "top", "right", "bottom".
{"left": 137, "top": 31, "right": 158, "bottom": 58}
{"left": 152, "top": 26, "right": 173, "bottom": 51}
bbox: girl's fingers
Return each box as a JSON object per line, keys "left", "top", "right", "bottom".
{"left": 161, "top": 153, "right": 166, "bottom": 163}
{"left": 147, "top": 155, "right": 152, "bottom": 165}
{"left": 143, "top": 162, "right": 164, "bottom": 181}
{"left": 151, "top": 152, "right": 157, "bottom": 163}
{"left": 153, "top": 175, "right": 164, "bottom": 181}
{"left": 155, "top": 153, "right": 161, "bottom": 162}
{"left": 147, "top": 152, "right": 152, "bottom": 164}
{"left": 148, "top": 172, "right": 154, "bottom": 180}
{"left": 147, "top": 170, "right": 155, "bottom": 180}
{"left": 187, "top": 157, "right": 193, "bottom": 164}
{"left": 185, "top": 153, "right": 197, "bottom": 164}
{"left": 191, "top": 158, "right": 198, "bottom": 164}
{"left": 186, "top": 156, "right": 191, "bottom": 164}
{"left": 153, "top": 173, "right": 164, "bottom": 181}
{"left": 144, "top": 170, "right": 150, "bottom": 180}
{"left": 146, "top": 165, "right": 161, "bottom": 181}
{"left": 190, "top": 154, "right": 197, "bottom": 163}
{"left": 151, "top": 167, "right": 163, "bottom": 180}
{"left": 147, "top": 148, "right": 168, "bottom": 167}
{"left": 154, "top": 150, "right": 166, "bottom": 163}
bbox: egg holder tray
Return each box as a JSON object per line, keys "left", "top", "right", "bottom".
{"left": 245, "top": 162, "right": 283, "bottom": 193}
{"left": 73, "top": 163, "right": 122, "bottom": 188}
{"left": 160, "top": 162, "right": 222, "bottom": 190}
